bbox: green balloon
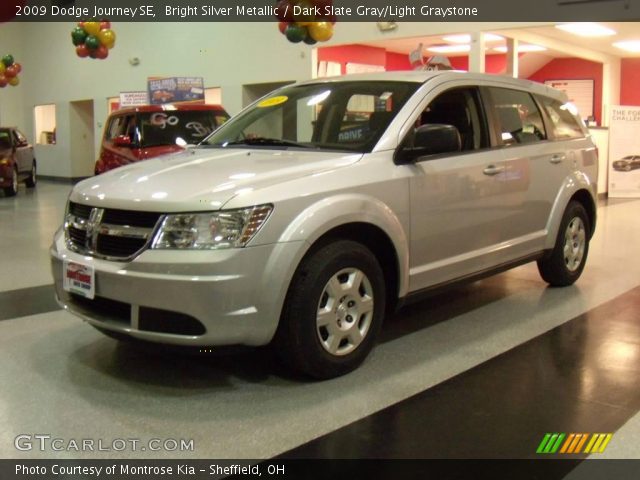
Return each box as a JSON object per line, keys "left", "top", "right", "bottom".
{"left": 2, "top": 55, "right": 14, "bottom": 67}
{"left": 71, "top": 27, "right": 87, "bottom": 46}
{"left": 84, "top": 35, "right": 101, "bottom": 51}
{"left": 285, "top": 24, "right": 306, "bottom": 43}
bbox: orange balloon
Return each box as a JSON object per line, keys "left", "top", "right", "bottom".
{"left": 308, "top": 22, "right": 334, "bottom": 42}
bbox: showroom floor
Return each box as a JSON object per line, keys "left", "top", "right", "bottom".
{"left": 0, "top": 181, "right": 639, "bottom": 460}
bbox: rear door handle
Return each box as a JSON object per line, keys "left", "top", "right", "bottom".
{"left": 483, "top": 165, "right": 505, "bottom": 176}
{"left": 550, "top": 154, "right": 566, "bottom": 164}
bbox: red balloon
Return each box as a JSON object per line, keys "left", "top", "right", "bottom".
{"left": 0, "top": 75, "right": 7, "bottom": 87}
{"left": 77, "top": 21, "right": 85, "bottom": 28}
{"left": 0, "top": 1, "right": 25, "bottom": 23}
{"left": 4, "top": 65, "right": 17, "bottom": 78}
{"left": 278, "top": 21, "right": 288, "bottom": 35}
{"left": 12, "top": 63, "right": 21, "bottom": 74}
{"left": 275, "top": 0, "right": 294, "bottom": 22}
{"left": 100, "top": 21, "right": 111, "bottom": 30}
{"left": 96, "top": 45, "right": 109, "bottom": 59}
{"left": 76, "top": 45, "right": 90, "bottom": 58}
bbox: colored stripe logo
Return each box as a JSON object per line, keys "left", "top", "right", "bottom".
{"left": 537, "top": 433, "right": 612, "bottom": 454}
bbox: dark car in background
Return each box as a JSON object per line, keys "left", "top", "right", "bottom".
{"left": 612, "top": 155, "right": 640, "bottom": 172}
{"left": 94, "top": 104, "right": 229, "bottom": 174}
{"left": 0, "top": 127, "right": 36, "bottom": 197}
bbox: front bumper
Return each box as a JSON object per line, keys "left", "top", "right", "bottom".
{"left": 51, "top": 229, "right": 304, "bottom": 347}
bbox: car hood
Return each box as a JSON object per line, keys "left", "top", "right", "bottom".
{"left": 71, "top": 147, "right": 363, "bottom": 211}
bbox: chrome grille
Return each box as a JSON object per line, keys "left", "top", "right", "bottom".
{"left": 65, "top": 202, "right": 163, "bottom": 260}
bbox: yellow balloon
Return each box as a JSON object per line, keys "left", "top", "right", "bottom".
{"left": 98, "top": 29, "right": 116, "bottom": 49}
{"left": 9, "top": 76, "right": 19, "bottom": 87}
{"left": 83, "top": 21, "right": 101, "bottom": 37}
{"left": 0, "top": 63, "right": 5, "bottom": 75}
{"left": 309, "top": 22, "right": 334, "bottom": 42}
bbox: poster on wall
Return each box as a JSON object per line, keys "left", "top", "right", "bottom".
{"left": 544, "top": 79, "right": 594, "bottom": 121}
{"left": 147, "top": 77, "right": 205, "bottom": 105}
{"left": 608, "top": 105, "right": 640, "bottom": 198}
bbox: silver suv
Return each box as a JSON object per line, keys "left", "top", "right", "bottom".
{"left": 51, "top": 71, "right": 597, "bottom": 379}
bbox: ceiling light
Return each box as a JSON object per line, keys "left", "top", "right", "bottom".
{"left": 555, "top": 23, "right": 616, "bottom": 37}
{"left": 494, "top": 44, "right": 547, "bottom": 53}
{"left": 427, "top": 44, "right": 471, "bottom": 53}
{"left": 442, "top": 33, "right": 503, "bottom": 44}
{"left": 612, "top": 40, "right": 640, "bottom": 53}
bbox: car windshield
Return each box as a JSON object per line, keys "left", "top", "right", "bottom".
{"left": 137, "top": 110, "right": 229, "bottom": 148}
{"left": 204, "top": 81, "right": 420, "bottom": 153}
{"left": 0, "top": 130, "right": 12, "bottom": 150}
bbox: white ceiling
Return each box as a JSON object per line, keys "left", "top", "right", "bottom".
{"left": 362, "top": 22, "right": 640, "bottom": 60}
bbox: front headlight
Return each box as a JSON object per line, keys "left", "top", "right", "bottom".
{"left": 151, "top": 204, "right": 273, "bottom": 250}
{"left": 0, "top": 158, "right": 10, "bottom": 166}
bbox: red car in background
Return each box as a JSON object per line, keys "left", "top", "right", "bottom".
{"left": 0, "top": 127, "right": 37, "bottom": 197}
{"left": 94, "top": 104, "right": 229, "bottom": 174}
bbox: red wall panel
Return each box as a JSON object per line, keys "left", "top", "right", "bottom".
{"left": 621, "top": 58, "right": 640, "bottom": 107}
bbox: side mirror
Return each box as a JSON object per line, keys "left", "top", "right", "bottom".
{"left": 113, "top": 135, "right": 133, "bottom": 147}
{"left": 395, "top": 124, "right": 461, "bottom": 164}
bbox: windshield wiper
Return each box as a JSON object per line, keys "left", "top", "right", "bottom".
{"left": 222, "top": 137, "right": 310, "bottom": 148}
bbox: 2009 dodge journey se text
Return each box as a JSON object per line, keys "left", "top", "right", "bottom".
{"left": 51, "top": 71, "right": 597, "bottom": 379}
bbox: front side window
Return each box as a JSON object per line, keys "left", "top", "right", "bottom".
{"left": 537, "top": 96, "right": 585, "bottom": 140}
{"left": 488, "top": 88, "right": 547, "bottom": 146}
{"left": 204, "top": 81, "right": 419, "bottom": 153}
{"left": 412, "top": 87, "right": 488, "bottom": 152}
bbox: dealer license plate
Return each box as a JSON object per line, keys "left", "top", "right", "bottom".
{"left": 63, "top": 260, "right": 95, "bottom": 299}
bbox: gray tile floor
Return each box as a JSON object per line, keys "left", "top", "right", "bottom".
{"left": 1, "top": 181, "right": 639, "bottom": 459}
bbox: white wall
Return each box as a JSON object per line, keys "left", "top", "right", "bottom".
{"left": 0, "top": 22, "right": 26, "bottom": 129}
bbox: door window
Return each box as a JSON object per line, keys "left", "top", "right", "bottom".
{"left": 413, "top": 87, "right": 488, "bottom": 152}
{"left": 537, "top": 96, "right": 584, "bottom": 139}
{"left": 488, "top": 88, "right": 547, "bottom": 146}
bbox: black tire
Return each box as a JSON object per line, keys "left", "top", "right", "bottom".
{"left": 25, "top": 161, "right": 36, "bottom": 188}
{"left": 3, "top": 166, "right": 18, "bottom": 197}
{"left": 274, "top": 240, "right": 386, "bottom": 379}
{"left": 537, "top": 201, "right": 590, "bottom": 287}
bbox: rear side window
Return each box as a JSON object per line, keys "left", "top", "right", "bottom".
{"left": 106, "top": 115, "right": 136, "bottom": 142}
{"left": 537, "top": 96, "right": 585, "bottom": 139}
{"left": 487, "top": 87, "right": 547, "bottom": 146}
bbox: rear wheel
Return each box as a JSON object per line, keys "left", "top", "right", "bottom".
{"left": 274, "top": 240, "right": 386, "bottom": 379}
{"left": 25, "top": 161, "right": 37, "bottom": 188}
{"left": 537, "top": 201, "right": 590, "bottom": 286}
{"left": 3, "top": 167, "right": 18, "bottom": 197}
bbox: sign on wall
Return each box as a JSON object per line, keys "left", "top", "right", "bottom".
{"left": 147, "top": 77, "right": 205, "bottom": 105}
{"left": 544, "top": 79, "right": 594, "bottom": 121}
{"left": 119, "top": 91, "right": 149, "bottom": 108}
{"left": 608, "top": 105, "right": 640, "bottom": 198}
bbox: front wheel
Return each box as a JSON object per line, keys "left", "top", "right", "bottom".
{"left": 274, "top": 240, "right": 386, "bottom": 379}
{"left": 25, "top": 161, "right": 37, "bottom": 188}
{"left": 3, "top": 167, "right": 18, "bottom": 197}
{"left": 537, "top": 201, "right": 590, "bottom": 286}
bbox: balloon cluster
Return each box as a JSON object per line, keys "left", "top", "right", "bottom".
{"left": 71, "top": 21, "right": 116, "bottom": 60}
{"left": 275, "top": 0, "right": 336, "bottom": 44}
{"left": 0, "top": 55, "right": 22, "bottom": 88}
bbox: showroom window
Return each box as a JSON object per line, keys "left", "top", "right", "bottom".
{"left": 34, "top": 104, "right": 56, "bottom": 145}
{"left": 487, "top": 88, "right": 547, "bottom": 146}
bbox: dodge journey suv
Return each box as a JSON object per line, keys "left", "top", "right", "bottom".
{"left": 51, "top": 71, "right": 597, "bottom": 379}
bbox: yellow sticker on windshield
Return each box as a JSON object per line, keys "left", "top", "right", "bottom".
{"left": 257, "top": 96, "right": 288, "bottom": 108}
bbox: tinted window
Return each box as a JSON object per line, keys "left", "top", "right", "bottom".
{"left": 538, "top": 96, "right": 585, "bottom": 139}
{"left": 139, "top": 110, "right": 229, "bottom": 147}
{"left": 415, "top": 87, "right": 488, "bottom": 151}
{"left": 488, "top": 88, "right": 546, "bottom": 146}
{"left": 14, "top": 130, "right": 27, "bottom": 145}
{"left": 106, "top": 114, "right": 136, "bottom": 143}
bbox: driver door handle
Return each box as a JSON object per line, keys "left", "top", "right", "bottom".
{"left": 483, "top": 165, "right": 505, "bottom": 176}
{"left": 550, "top": 154, "right": 566, "bottom": 164}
